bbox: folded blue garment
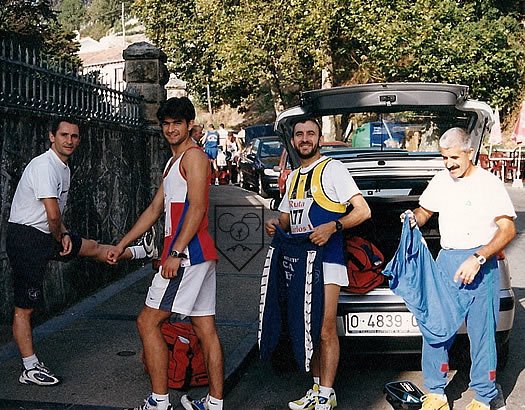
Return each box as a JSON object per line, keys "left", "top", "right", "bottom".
{"left": 382, "top": 218, "right": 470, "bottom": 345}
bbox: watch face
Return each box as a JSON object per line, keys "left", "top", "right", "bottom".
{"left": 474, "top": 253, "right": 486, "bottom": 264}
{"left": 336, "top": 220, "right": 343, "bottom": 231}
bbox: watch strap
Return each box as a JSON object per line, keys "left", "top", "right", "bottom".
{"left": 169, "top": 249, "right": 187, "bottom": 259}
{"left": 473, "top": 252, "right": 486, "bottom": 265}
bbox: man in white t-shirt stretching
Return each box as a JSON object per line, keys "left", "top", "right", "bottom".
{"left": 265, "top": 118, "right": 371, "bottom": 410}
{"left": 6, "top": 117, "right": 147, "bottom": 387}
{"left": 402, "top": 127, "right": 516, "bottom": 410}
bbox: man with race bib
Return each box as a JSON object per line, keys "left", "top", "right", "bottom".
{"left": 265, "top": 118, "right": 371, "bottom": 410}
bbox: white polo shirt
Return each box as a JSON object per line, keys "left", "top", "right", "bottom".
{"left": 9, "top": 149, "right": 70, "bottom": 233}
{"left": 419, "top": 166, "right": 516, "bottom": 249}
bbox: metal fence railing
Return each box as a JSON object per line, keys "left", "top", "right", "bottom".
{"left": 0, "top": 35, "right": 143, "bottom": 126}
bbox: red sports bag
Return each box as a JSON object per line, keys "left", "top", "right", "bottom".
{"left": 343, "top": 236, "right": 385, "bottom": 294}
{"left": 160, "top": 322, "right": 208, "bottom": 390}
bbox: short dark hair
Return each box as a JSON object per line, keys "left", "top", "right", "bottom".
{"left": 292, "top": 118, "right": 322, "bottom": 136}
{"left": 156, "top": 97, "right": 196, "bottom": 123}
{"left": 49, "top": 116, "right": 80, "bottom": 135}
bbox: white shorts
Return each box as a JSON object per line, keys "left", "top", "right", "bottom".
{"left": 145, "top": 260, "right": 216, "bottom": 316}
{"left": 323, "top": 262, "right": 349, "bottom": 287}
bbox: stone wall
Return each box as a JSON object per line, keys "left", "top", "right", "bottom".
{"left": 0, "top": 38, "right": 170, "bottom": 325}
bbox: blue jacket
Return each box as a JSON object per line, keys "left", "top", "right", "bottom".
{"left": 382, "top": 218, "right": 470, "bottom": 345}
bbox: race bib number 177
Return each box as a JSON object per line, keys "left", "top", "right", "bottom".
{"left": 289, "top": 198, "right": 314, "bottom": 234}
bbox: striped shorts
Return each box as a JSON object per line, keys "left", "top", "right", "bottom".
{"left": 145, "top": 260, "right": 216, "bottom": 317}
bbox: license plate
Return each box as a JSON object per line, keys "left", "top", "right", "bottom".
{"left": 344, "top": 312, "right": 421, "bottom": 336}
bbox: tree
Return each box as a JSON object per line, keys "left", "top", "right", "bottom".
{"left": 58, "top": 0, "right": 85, "bottom": 33}
{"left": 133, "top": 0, "right": 525, "bottom": 120}
{"left": 0, "top": 0, "right": 80, "bottom": 66}
{"left": 333, "top": 0, "right": 525, "bottom": 115}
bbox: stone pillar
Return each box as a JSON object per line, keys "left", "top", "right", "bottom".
{"left": 123, "top": 42, "right": 170, "bottom": 201}
{"left": 123, "top": 42, "right": 169, "bottom": 125}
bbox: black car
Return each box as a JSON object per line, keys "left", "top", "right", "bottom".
{"left": 238, "top": 136, "right": 284, "bottom": 198}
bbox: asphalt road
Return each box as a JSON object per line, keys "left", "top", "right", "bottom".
{"left": 225, "top": 185, "right": 525, "bottom": 410}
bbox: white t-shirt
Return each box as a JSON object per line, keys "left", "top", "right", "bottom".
{"left": 9, "top": 149, "right": 70, "bottom": 233}
{"left": 218, "top": 127, "right": 228, "bottom": 147}
{"left": 419, "top": 166, "right": 516, "bottom": 249}
{"left": 279, "top": 156, "right": 360, "bottom": 214}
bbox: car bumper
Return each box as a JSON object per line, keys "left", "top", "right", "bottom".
{"left": 261, "top": 175, "right": 280, "bottom": 194}
{"left": 336, "top": 288, "right": 515, "bottom": 339}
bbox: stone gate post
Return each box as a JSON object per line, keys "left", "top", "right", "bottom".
{"left": 123, "top": 42, "right": 170, "bottom": 194}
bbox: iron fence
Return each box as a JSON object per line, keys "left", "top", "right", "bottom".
{"left": 0, "top": 35, "right": 142, "bottom": 125}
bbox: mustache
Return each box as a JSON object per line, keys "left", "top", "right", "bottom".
{"left": 447, "top": 165, "right": 460, "bottom": 171}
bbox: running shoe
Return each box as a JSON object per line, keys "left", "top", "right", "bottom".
{"left": 288, "top": 384, "right": 319, "bottom": 410}
{"left": 466, "top": 399, "right": 490, "bottom": 410}
{"left": 126, "top": 395, "right": 173, "bottom": 410}
{"left": 181, "top": 395, "right": 208, "bottom": 410}
{"left": 19, "top": 362, "right": 61, "bottom": 386}
{"left": 314, "top": 392, "right": 337, "bottom": 410}
{"left": 139, "top": 227, "right": 156, "bottom": 258}
{"left": 421, "top": 393, "right": 450, "bottom": 409}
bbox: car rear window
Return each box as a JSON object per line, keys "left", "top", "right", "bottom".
{"left": 329, "top": 110, "right": 473, "bottom": 153}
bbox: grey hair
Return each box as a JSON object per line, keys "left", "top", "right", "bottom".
{"left": 439, "top": 127, "right": 472, "bottom": 151}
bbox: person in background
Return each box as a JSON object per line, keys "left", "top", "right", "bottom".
{"left": 190, "top": 124, "right": 204, "bottom": 146}
{"left": 217, "top": 123, "right": 228, "bottom": 150}
{"left": 401, "top": 127, "right": 516, "bottom": 410}
{"left": 225, "top": 131, "right": 241, "bottom": 184}
{"left": 201, "top": 124, "right": 220, "bottom": 186}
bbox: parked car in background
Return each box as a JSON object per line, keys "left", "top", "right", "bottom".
{"left": 276, "top": 141, "right": 349, "bottom": 200}
{"left": 238, "top": 136, "right": 284, "bottom": 198}
{"left": 275, "top": 83, "right": 514, "bottom": 368}
{"left": 243, "top": 123, "right": 275, "bottom": 146}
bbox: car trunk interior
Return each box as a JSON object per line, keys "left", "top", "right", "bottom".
{"left": 348, "top": 177, "right": 441, "bottom": 288}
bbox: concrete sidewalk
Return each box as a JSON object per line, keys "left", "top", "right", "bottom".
{"left": 0, "top": 185, "right": 276, "bottom": 409}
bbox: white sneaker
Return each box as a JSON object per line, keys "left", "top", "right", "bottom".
{"left": 289, "top": 384, "right": 319, "bottom": 410}
{"left": 127, "top": 395, "right": 172, "bottom": 410}
{"left": 181, "top": 394, "right": 208, "bottom": 410}
{"left": 314, "top": 391, "right": 337, "bottom": 410}
{"left": 19, "top": 362, "right": 61, "bottom": 386}
{"left": 139, "top": 227, "right": 156, "bottom": 258}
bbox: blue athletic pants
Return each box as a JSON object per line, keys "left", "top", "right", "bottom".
{"left": 422, "top": 249, "right": 500, "bottom": 404}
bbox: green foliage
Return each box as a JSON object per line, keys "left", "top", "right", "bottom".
{"left": 0, "top": 0, "right": 80, "bottom": 67}
{"left": 58, "top": 0, "right": 85, "bottom": 33}
{"left": 336, "top": 0, "right": 525, "bottom": 114}
{"left": 134, "top": 0, "right": 525, "bottom": 118}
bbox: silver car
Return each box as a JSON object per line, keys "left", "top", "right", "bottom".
{"left": 275, "top": 83, "right": 514, "bottom": 368}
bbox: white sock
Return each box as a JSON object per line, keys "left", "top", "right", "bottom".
{"left": 207, "top": 394, "right": 223, "bottom": 410}
{"left": 313, "top": 376, "right": 320, "bottom": 386}
{"left": 319, "top": 385, "right": 334, "bottom": 399}
{"left": 151, "top": 392, "right": 170, "bottom": 410}
{"left": 22, "top": 354, "right": 39, "bottom": 370}
{"left": 128, "top": 245, "right": 147, "bottom": 260}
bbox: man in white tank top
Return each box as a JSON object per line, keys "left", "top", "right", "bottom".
{"left": 108, "top": 97, "right": 223, "bottom": 410}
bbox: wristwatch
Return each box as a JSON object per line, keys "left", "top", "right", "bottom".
{"left": 169, "top": 249, "right": 188, "bottom": 259}
{"left": 473, "top": 252, "right": 486, "bottom": 265}
{"left": 334, "top": 220, "right": 343, "bottom": 232}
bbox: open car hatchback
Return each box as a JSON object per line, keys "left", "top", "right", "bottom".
{"left": 274, "top": 83, "right": 514, "bottom": 368}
